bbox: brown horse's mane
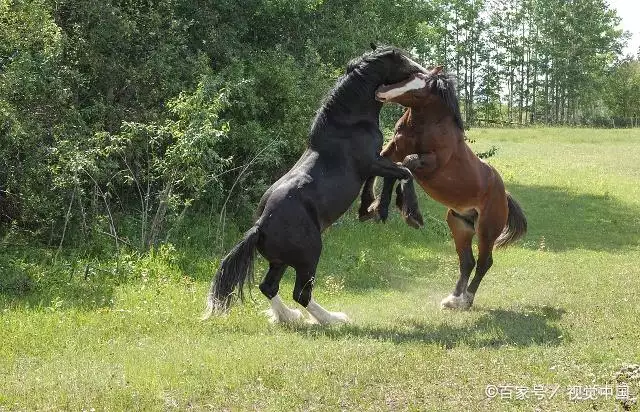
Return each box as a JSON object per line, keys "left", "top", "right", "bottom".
{"left": 426, "top": 72, "right": 464, "bottom": 131}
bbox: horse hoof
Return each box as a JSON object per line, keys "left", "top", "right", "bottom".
{"left": 404, "top": 213, "right": 424, "bottom": 229}
{"left": 403, "top": 154, "right": 424, "bottom": 170}
{"left": 440, "top": 293, "right": 473, "bottom": 310}
{"left": 308, "top": 311, "right": 351, "bottom": 325}
{"left": 366, "top": 203, "right": 384, "bottom": 222}
{"left": 264, "top": 308, "right": 304, "bottom": 324}
{"left": 358, "top": 209, "right": 377, "bottom": 222}
{"left": 328, "top": 312, "right": 350, "bottom": 324}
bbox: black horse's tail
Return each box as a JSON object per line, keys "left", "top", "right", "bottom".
{"left": 202, "top": 225, "right": 260, "bottom": 320}
{"left": 495, "top": 192, "right": 527, "bottom": 248}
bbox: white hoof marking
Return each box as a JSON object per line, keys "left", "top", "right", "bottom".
{"left": 441, "top": 292, "right": 474, "bottom": 310}
{"left": 264, "top": 295, "right": 304, "bottom": 323}
{"left": 306, "top": 299, "right": 350, "bottom": 325}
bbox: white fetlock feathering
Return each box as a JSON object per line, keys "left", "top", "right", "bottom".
{"left": 441, "top": 292, "right": 474, "bottom": 310}
{"left": 264, "top": 295, "right": 304, "bottom": 323}
{"left": 305, "top": 299, "right": 350, "bottom": 325}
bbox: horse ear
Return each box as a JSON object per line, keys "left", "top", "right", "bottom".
{"left": 370, "top": 42, "right": 377, "bottom": 51}
{"left": 430, "top": 65, "right": 443, "bottom": 75}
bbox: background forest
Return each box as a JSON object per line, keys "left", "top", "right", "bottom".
{"left": 1, "top": 0, "right": 639, "bottom": 252}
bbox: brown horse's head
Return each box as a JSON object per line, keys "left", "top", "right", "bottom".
{"left": 375, "top": 66, "right": 443, "bottom": 106}
{"left": 376, "top": 66, "right": 464, "bottom": 130}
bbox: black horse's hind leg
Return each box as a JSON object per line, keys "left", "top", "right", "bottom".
{"left": 259, "top": 262, "right": 287, "bottom": 299}
{"left": 358, "top": 176, "right": 377, "bottom": 221}
{"left": 260, "top": 263, "right": 303, "bottom": 323}
{"left": 292, "top": 247, "right": 350, "bottom": 324}
{"left": 441, "top": 210, "right": 477, "bottom": 310}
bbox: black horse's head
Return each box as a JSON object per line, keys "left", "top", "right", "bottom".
{"left": 346, "top": 46, "right": 428, "bottom": 86}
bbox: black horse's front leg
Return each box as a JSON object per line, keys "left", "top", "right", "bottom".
{"left": 394, "top": 153, "right": 436, "bottom": 228}
{"left": 368, "top": 156, "right": 413, "bottom": 180}
{"left": 358, "top": 176, "right": 377, "bottom": 221}
{"left": 365, "top": 176, "right": 395, "bottom": 222}
{"left": 365, "top": 157, "right": 413, "bottom": 223}
{"left": 369, "top": 154, "right": 428, "bottom": 228}
{"left": 395, "top": 178, "right": 424, "bottom": 228}
{"left": 371, "top": 175, "right": 424, "bottom": 227}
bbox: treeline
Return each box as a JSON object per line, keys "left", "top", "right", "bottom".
{"left": 415, "top": 0, "right": 639, "bottom": 126}
{"left": 0, "top": 0, "right": 637, "bottom": 250}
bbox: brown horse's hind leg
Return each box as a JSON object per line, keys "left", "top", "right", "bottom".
{"left": 465, "top": 195, "right": 507, "bottom": 306}
{"left": 441, "top": 209, "right": 476, "bottom": 310}
{"left": 465, "top": 238, "right": 493, "bottom": 306}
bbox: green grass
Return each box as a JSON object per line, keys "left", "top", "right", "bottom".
{"left": 2, "top": 127, "right": 640, "bottom": 411}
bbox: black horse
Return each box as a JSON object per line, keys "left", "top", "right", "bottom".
{"left": 203, "top": 46, "right": 427, "bottom": 324}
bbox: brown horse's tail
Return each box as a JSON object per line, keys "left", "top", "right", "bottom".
{"left": 494, "top": 192, "right": 527, "bottom": 248}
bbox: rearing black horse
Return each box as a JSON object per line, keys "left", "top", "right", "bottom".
{"left": 203, "top": 47, "right": 427, "bottom": 325}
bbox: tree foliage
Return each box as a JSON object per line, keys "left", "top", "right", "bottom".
{"left": 0, "top": 0, "right": 634, "bottom": 250}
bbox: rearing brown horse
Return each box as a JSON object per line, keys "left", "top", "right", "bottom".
{"left": 360, "top": 67, "right": 527, "bottom": 310}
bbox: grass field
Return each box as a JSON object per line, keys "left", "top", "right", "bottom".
{"left": 1, "top": 128, "right": 640, "bottom": 411}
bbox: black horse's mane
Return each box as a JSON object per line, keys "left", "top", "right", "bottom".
{"left": 426, "top": 72, "right": 464, "bottom": 131}
{"left": 345, "top": 46, "right": 410, "bottom": 74}
{"left": 312, "top": 46, "right": 412, "bottom": 132}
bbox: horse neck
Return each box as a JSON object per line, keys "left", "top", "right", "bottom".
{"left": 321, "top": 70, "right": 383, "bottom": 122}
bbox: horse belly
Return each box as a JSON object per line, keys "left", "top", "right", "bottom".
{"left": 316, "top": 175, "right": 362, "bottom": 229}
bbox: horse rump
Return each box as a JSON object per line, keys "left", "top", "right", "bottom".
{"left": 494, "top": 192, "right": 527, "bottom": 248}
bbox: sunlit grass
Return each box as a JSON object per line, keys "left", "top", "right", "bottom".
{"left": 1, "top": 128, "right": 640, "bottom": 410}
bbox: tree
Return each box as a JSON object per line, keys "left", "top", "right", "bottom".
{"left": 605, "top": 59, "right": 640, "bottom": 126}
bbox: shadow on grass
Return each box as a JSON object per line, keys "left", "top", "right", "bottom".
{"left": 313, "top": 179, "right": 640, "bottom": 294}
{"left": 287, "top": 305, "right": 567, "bottom": 349}
{"left": 502, "top": 184, "right": 640, "bottom": 252}
{"left": 374, "top": 181, "right": 640, "bottom": 253}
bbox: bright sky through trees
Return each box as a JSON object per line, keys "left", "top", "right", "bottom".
{"left": 608, "top": 0, "right": 640, "bottom": 56}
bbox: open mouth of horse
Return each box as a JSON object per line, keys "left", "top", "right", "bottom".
{"left": 375, "top": 74, "right": 423, "bottom": 102}
{"left": 375, "top": 84, "right": 395, "bottom": 102}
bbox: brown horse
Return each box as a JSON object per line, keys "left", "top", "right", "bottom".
{"left": 360, "top": 67, "right": 527, "bottom": 310}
